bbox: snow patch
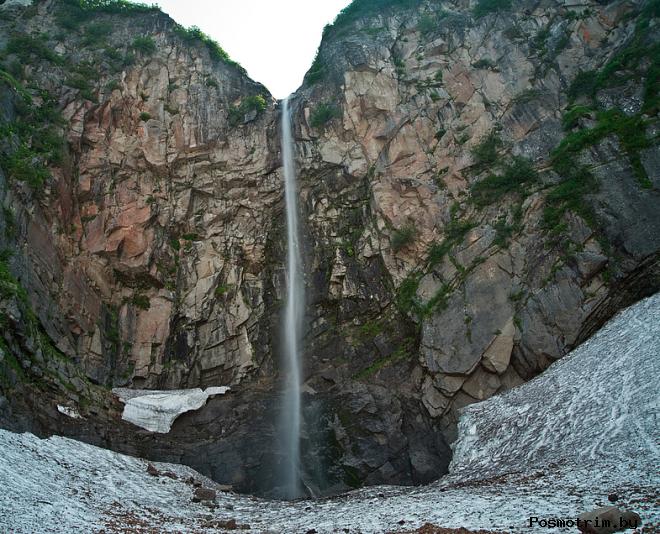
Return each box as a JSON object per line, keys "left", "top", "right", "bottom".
{"left": 450, "top": 292, "right": 660, "bottom": 478}
{"left": 56, "top": 405, "right": 81, "bottom": 419}
{"left": 0, "top": 295, "right": 658, "bottom": 532}
{"left": 112, "top": 387, "right": 230, "bottom": 433}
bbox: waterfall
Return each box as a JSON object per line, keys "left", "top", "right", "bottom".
{"left": 278, "top": 96, "right": 303, "bottom": 499}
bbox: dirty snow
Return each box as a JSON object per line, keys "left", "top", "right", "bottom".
{"left": 112, "top": 386, "right": 230, "bottom": 433}
{"left": 0, "top": 294, "right": 658, "bottom": 533}
{"left": 56, "top": 405, "right": 81, "bottom": 419}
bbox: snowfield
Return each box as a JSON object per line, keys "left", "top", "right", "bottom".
{"left": 0, "top": 294, "right": 658, "bottom": 533}
{"left": 112, "top": 386, "right": 230, "bottom": 433}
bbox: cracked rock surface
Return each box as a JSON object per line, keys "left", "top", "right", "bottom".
{"left": 0, "top": 0, "right": 658, "bottom": 496}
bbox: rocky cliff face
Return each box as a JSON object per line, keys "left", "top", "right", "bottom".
{"left": 0, "top": 0, "right": 658, "bottom": 497}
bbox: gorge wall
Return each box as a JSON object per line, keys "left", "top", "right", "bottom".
{"left": 0, "top": 0, "right": 658, "bottom": 497}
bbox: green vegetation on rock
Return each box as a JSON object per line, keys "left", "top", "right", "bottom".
{"left": 554, "top": 108, "right": 652, "bottom": 188}
{"left": 353, "top": 338, "right": 415, "bottom": 380}
{"left": 325, "top": 0, "right": 420, "bottom": 38}
{"left": 391, "top": 224, "right": 417, "bottom": 252}
{"left": 306, "top": 51, "right": 326, "bottom": 85}
{"left": 0, "top": 73, "right": 65, "bottom": 192}
{"left": 173, "top": 25, "right": 243, "bottom": 71}
{"left": 471, "top": 132, "right": 503, "bottom": 170}
{"left": 6, "top": 34, "right": 64, "bottom": 65}
{"left": 132, "top": 35, "right": 156, "bottom": 54}
{"left": 310, "top": 103, "right": 340, "bottom": 129}
{"left": 471, "top": 156, "right": 538, "bottom": 207}
{"left": 228, "top": 95, "right": 268, "bottom": 127}
{"left": 473, "top": 0, "right": 512, "bottom": 19}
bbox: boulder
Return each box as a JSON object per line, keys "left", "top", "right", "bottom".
{"left": 192, "top": 487, "right": 217, "bottom": 503}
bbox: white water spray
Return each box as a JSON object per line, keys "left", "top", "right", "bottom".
{"left": 278, "top": 97, "right": 303, "bottom": 499}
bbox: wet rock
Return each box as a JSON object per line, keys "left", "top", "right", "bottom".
{"left": 0, "top": 0, "right": 658, "bottom": 502}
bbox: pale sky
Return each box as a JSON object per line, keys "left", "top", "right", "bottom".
{"left": 155, "top": 0, "right": 353, "bottom": 98}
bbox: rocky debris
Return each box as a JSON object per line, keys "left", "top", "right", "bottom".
{"left": 199, "top": 517, "right": 250, "bottom": 530}
{"left": 192, "top": 487, "right": 217, "bottom": 503}
{"left": 577, "top": 506, "right": 641, "bottom": 533}
{"left": 1, "top": 297, "right": 659, "bottom": 532}
{"left": 0, "top": 0, "right": 658, "bottom": 498}
{"left": 391, "top": 525, "right": 505, "bottom": 534}
{"left": 146, "top": 463, "right": 160, "bottom": 477}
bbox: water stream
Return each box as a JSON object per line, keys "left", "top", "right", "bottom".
{"left": 278, "top": 96, "right": 304, "bottom": 499}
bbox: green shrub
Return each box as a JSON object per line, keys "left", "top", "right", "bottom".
{"left": 426, "top": 217, "right": 474, "bottom": 268}
{"left": 325, "top": 0, "right": 420, "bottom": 38}
{"left": 6, "top": 34, "right": 63, "bottom": 65}
{"left": 139, "top": 112, "right": 151, "bottom": 121}
{"left": 418, "top": 13, "right": 435, "bottom": 35}
{"left": 215, "top": 285, "right": 229, "bottom": 297}
{"left": 543, "top": 105, "right": 654, "bottom": 232}
{"left": 643, "top": 57, "right": 659, "bottom": 114}
{"left": 132, "top": 36, "right": 156, "bottom": 54}
{"left": 393, "top": 56, "right": 406, "bottom": 76}
{"left": 511, "top": 88, "right": 542, "bottom": 104}
{"left": 64, "top": 74, "right": 96, "bottom": 101}
{"left": 173, "top": 25, "right": 243, "bottom": 71}
{"left": 359, "top": 319, "right": 383, "bottom": 337}
{"left": 131, "top": 294, "right": 150, "bottom": 310}
{"left": 444, "top": 217, "right": 475, "bottom": 241}
{"left": 492, "top": 216, "right": 514, "bottom": 247}
{"left": 309, "top": 102, "right": 340, "bottom": 129}
{"left": 391, "top": 224, "right": 417, "bottom": 252}
{"left": 306, "top": 51, "right": 326, "bottom": 85}
{"left": 228, "top": 95, "right": 267, "bottom": 126}
{"left": 0, "top": 70, "right": 29, "bottom": 98}
{"left": 105, "top": 79, "right": 121, "bottom": 91}
{"left": 472, "top": 58, "right": 496, "bottom": 70}
{"left": 552, "top": 109, "right": 650, "bottom": 186}
{"left": 542, "top": 166, "right": 597, "bottom": 232}
{"left": 0, "top": 251, "right": 27, "bottom": 301}
{"left": 82, "top": 22, "right": 112, "bottom": 46}
{"left": 56, "top": 0, "right": 159, "bottom": 29}
{"left": 471, "top": 132, "right": 503, "bottom": 169}
{"left": 395, "top": 273, "right": 421, "bottom": 314}
{"left": 473, "top": 0, "right": 512, "bottom": 18}
{"left": 353, "top": 340, "right": 414, "bottom": 380}
{"left": 471, "top": 157, "right": 538, "bottom": 207}
{"left": 427, "top": 240, "right": 452, "bottom": 266}
{"left": 567, "top": 70, "right": 598, "bottom": 101}
{"left": 561, "top": 105, "right": 593, "bottom": 130}
{"left": 1, "top": 145, "right": 50, "bottom": 190}
{"left": 0, "top": 80, "right": 65, "bottom": 192}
